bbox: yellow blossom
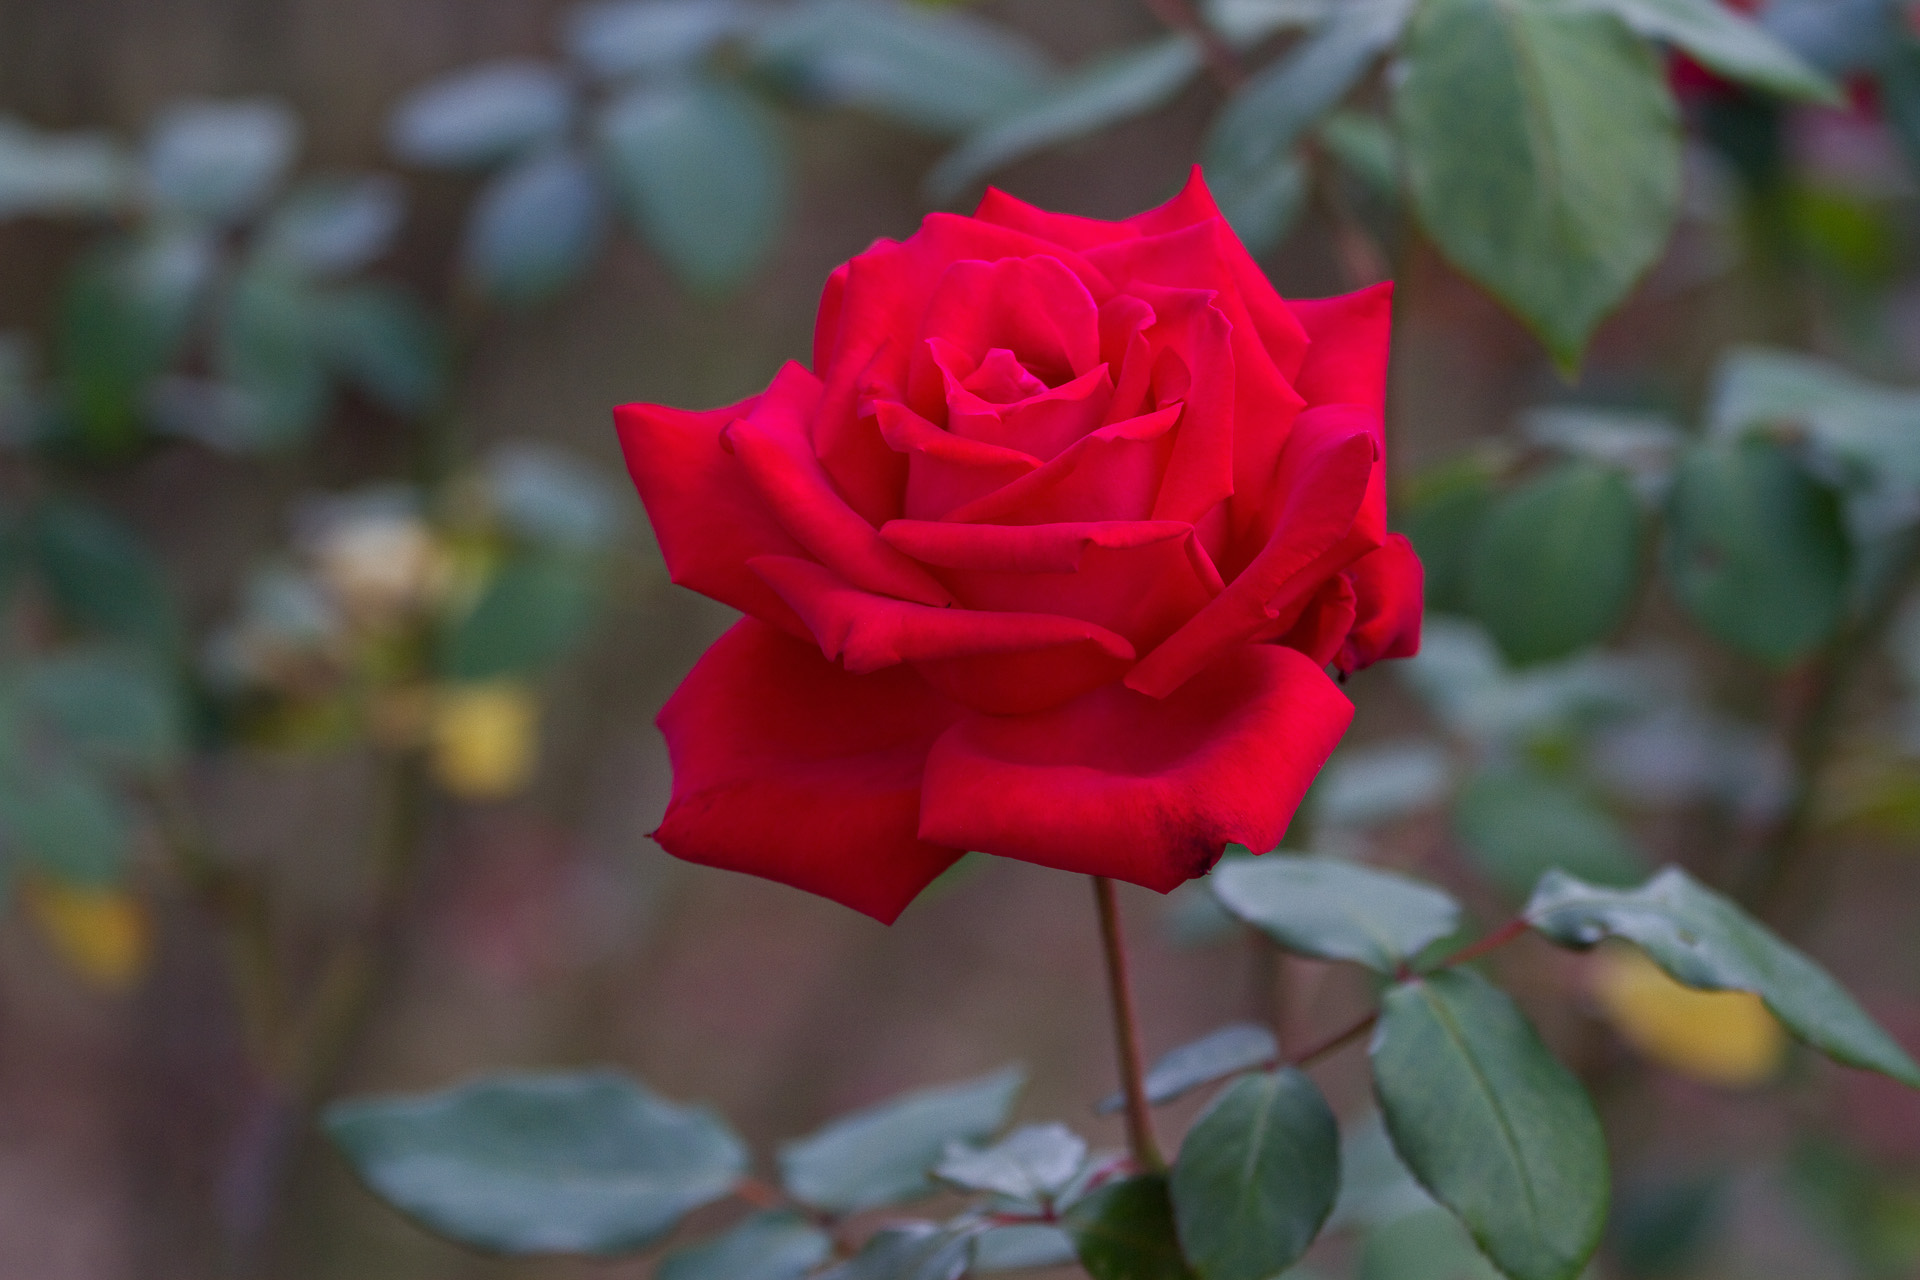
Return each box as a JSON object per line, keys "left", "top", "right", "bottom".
{"left": 25, "top": 880, "right": 151, "bottom": 990}
{"left": 1590, "top": 946, "right": 1787, "bottom": 1087}
{"left": 429, "top": 682, "right": 539, "bottom": 798}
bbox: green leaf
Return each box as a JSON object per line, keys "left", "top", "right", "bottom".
{"left": 973, "top": 1223, "right": 1079, "bottom": 1272}
{"left": 1171, "top": 1068, "right": 1340, "bottom": 1280}
{"left": 1205, "top": 0, "right": 1414, "bottom": 174}
{"left": 389, "top": 61, "right": 575, "bottom": 169}
{"left": 1525, "top": 867, "right": 1920, "bottom": 1087}
{"left": 818, "top": 1222, "right": 976, "bottom": 1280}
{"left": 779, "top": 1065, "right": 1024, "bottom": 1213}
{"left": 1097, "top": 1023, "right": 1277, "bottom": 1115}
{"left": 1313, "top": 739, "right": 1453, "bottom": 828}
{"left": 144, "top": 98, "right": 299, "bottom": 224}
{"left": 438, "top": 553, "right": 599, "bottom": 681}
{"left": 1571, "top": 0, "right": 1841, "bottom": 103}
{"left": 1399, "top": 460, "right": 1497, "bottom": 616}
{"left": 1327, "top": 1112, "right": 1438, "bottom": 1232}
{"left": 1211, "top": 855, "right": 1461, "bottom": 972}
{"left": 1371, "top": 969, "right": 1609, "bottom": 1280}
{"left": 1066, "top": 1174, "right": 1199, "bottom": 1280}
{"left": 927, "top": 36, "right": 1204, "bottom": 200}
{"left": 462, "top": 148, "right": 608, "bottom": 306}
{"left": 658, "top": 1211, "right": 832, "bottom": 1280}
{"left": 0, "top": 742, "right": 132, "bottom": 886}
{"left": 22, "top": 647, "right": 186, "bottom": 771}
{"left": 1453, "top": 767, "right": 1648, "bottom": 899}
{"left": 1359, "top": 1208, "right": 1503, "bottom": 1280}
{"left": 1662, "top": 438, "right": 1848, "bottom": 666}
{"left": 258, "top": 175, "right": 405, "bottom": 277}
{"left": 0, "top": 117, "right": 132, "bottom": 218}
{"left": 1466, "top": 460, "right": 1642, "bottom": 665}
{"left": 935, "top": 1123, "right": 1087, "bottom": 1201}
{"left": 312, "top": 283, "right": 447, "bottom": 417}
{"left": 597, "top": 79, "right": 787, "bottom": 293}
{"left": 55, "top": 231, "right": 212, "bottom": 454}
{"left": 1318, "top": 111, "right": 1400, "bottom": 199}
{"left": 749, "top": 0, "right": 1052, "bottom": 135}
{"left": 485, "top": 443, "right": 623, "bottom": 552}
{"left": 214, "top": 260, "right": 331, "bottom": 448}
{"left": 565, "top": 0, "right": 748, "bottom": 81}
{"left": 31, "top": 500, "right": 182, "bottom": 659}
{"left": 323, "top": 1070, "right": 747, "bottom": 1255}
{"left": 1393, "top": 0, "right": 1681, "bottom": 369}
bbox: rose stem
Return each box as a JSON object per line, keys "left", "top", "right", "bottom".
{"left": 1091, "top": 875, "right": 1165, "bottom": 1173}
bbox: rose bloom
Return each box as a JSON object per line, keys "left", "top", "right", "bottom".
{"left": 617, "top": 171, "right": 1422, "bottom": 923}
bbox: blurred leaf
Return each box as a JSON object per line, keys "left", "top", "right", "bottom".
{"left": 1065, "top": 1174, "right": 1198, "bottom": 1280}
{"left": 658, "top": 1210, "right": 832, "bottom": 1280}
{"left": 1205, "top": 0, "right": 1413, "bottom": 175}
{"left": 389, "top": 60, "right": 575, "bottom": 169}
{"left": 0, "top": 740, "right": 132, "bottom": 886}
{"left": 22, "top": 646, "right": 186, "bottom": 771}
{"left": 144, "top": 98, "right": 299, "bottom": 223}
{"left": 935, "top": 1124, "right": 1086, "bottom": 1201}
{"left": 566, "top": 0, "right": 751, "bottom": 81}
{"left": 1466, "top": 460, "right": 1642, "bottom": 665}
{"left": 1573, "top": 0, "right": 1840, "bottom": 103}
{"left": 23, "top": 879, "right": 149, "bottom": 988}
{"left": 215, "top": 260, "right": 331, "bottom": 447}
{"left": 486, "top": 442, "right": 623, "bottom": 550}
{"left": 597, "top": 79, "right": 786, "bottom": 293}
{"left": 323, "top": 1070, "right": 747, "bottom": 1255}
{"left": 1171, "top": 1068, "right": 1340, "bottom": 1280}
{"left": 1313, "top": 739, "right": 1453, "bottom": 828}
{"left": 817, "top": 1222, "right": 975, "bottom": 1280}
{"left": 1453, "top": 767, "right": 1648, "bottom": 899}
{"left": 55, "top": 231, "right": 213, "bottom": 454}
{"left": 1526, "top": 867, "right": 1920, "bottom": 1086}
{"left": 1399, "top": 458, "right": 1498, "bottom": 615}
{"left": 1393, "top": 0, "right": 1681, "bottom": 369}
{"left": 1662, "top": 438, "right": 1849, "bottom": 666}
{"left": 779, "top": 1064, "right": 1024, "bottom": 1213}
{"left": 1590, "top": 946, "right": 1787, "bottom": 1087}
{"left": 973, "top": 1223, "right": 1079, "bottom": 1272}
{"left": 1398, "top": 617, "right": 1653, "bottom": 747}
{"left": 258, "top": 175, "right": 405, "bottom": 277}
{"left": 750, "top": 0, "right": 1051, "bottom": 135}
{"left": 1359, "top": 1208, "right": 1503, "bottom": 1280}
{"left": 31, "top": 500, "right": 182, "bottom": 658}
{"left": 1608, "top": 1176, "right": 1725, "bottom": 1279}
{"left": 463, "top": 148, "right": 608, "bottom": 305}
{"left": 1212, "top": 855, "right": 1461, "bottom": 972}
{"left": 1203, "top": 0, "right": 1330, "bottom": 46}
{"left": 927, "top": 35, "right": 1204, "bottom": 200}
{"left": 1318, "top": 111, "right": 1399, "bottom": 199}
{"left": 0, "top": 118, "right": 133, "bottom": 218}
{"left": 1788, "top": 1141, "right": 1920, "bottom": 1276}
{"left": 1097, "top": 1023, "right": 1276, "bottom": 1116}
{"left": 1328, "top": 1113, "right": 1438, "bottom": 1233}
{"left": 439, "top": 553, "right": 598, "bottom": 680}
{"left": 1206, "top": 150, "right": 1306, "bottom": 257}
{"left": 1522, "top": 407, "right": 1683, "bottom": 500}
{"left": 312, "top": 282, "right": 447, "bottom": 416}
{"left": 1373, "top": 969, "right": 1608, "bottom": 1280}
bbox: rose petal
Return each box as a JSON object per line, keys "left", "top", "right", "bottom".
{"left": 972, "top": 186, "right": 1136, "bottom": 253}
{"left": 940, "top": 403, "right": 1182, "bottom": 526}
{"left": 750, "top": 552, "right": 1134, "bottom": 670}
{"left": 874, "top": 400, "right": 1040, "bottom": 521}
{"left": 1127, "top": 414, "right": 1377, "bottom": 698}
{"left": 1278, "top": 575, "right": 1359, "bottom": 669}
{"left": 615, "top": 396, "right": 810, "bottom": 636}
{"left": 946, "top": 362, "right": 1114, "bottom": 461}
{"left": 882, "top": 517, "right": 1224, "bottom": 652}
{"left": 1289, "top": 281, "right": 1394, "bottom": 412}
{"left": 1336, "top": 533, "right": 1423, "bottom": 673}
{"left": 655, "top": 618, "right": 964, "bottom": 924}
{"left": 920, "top": 644, "right": 1353, "bottom": 891}
{"left": 724, "top": 363, "right": 954, "bottom": 607}
{"left": 920, "top": 255, "right": 1104, "bottom": 386}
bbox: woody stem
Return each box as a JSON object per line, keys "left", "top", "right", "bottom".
{"left": 1092, "top": 876, "right": 1164, "bottom": 1172}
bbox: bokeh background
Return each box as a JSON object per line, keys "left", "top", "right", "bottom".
{"left": 1, "top": 0, "right": 1919, "bottom": 1277}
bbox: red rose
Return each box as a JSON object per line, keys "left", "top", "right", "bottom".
{"left": 616, "top": 170, "right": 1422, "bottom": 923}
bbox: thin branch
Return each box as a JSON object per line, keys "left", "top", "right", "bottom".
{"left": 1288, "top": 1009, "right": 1379, "bottom": 1069}
{"left": 1435, "top": 916, "right": 1530, "bottom": 971}
{"left": 1091, "top": 876, "right": 1164, "bottom": 1172}
{"left": 1140, "top": 0, "right": 1246, "bottom": 90}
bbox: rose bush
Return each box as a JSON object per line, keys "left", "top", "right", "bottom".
{"left": 617, "top": 171, "right": 1421, "bottom": 922}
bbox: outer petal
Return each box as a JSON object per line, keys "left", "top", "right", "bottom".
{"left": 1127, "top": 413, "right": 1377, "bottom": 698}
{"left": 1289, "top": 281, "right": 1394, "bottom": 412}
{"left": 972, "top": 186, "right": 1136, "bottom": 253}
{"left": 1336, "top": 533, "right": 1424, "bottom": 673}
{"left": 920, "top": 645, "right": 1353, "bottom": 891}
{"left": 655, "top": 619, "right": 965, "bottom": 924}
{"left": 615, "top": 396, "right": 810, "bottom": 636}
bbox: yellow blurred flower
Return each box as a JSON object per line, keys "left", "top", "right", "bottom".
{"left": 312, "top": 512, "right": 450, "bottom": 626}
{"left": 429, "top": 682, "right": 539, "bottom": 798}
{"left": 25, "top": 880, "right": 151, "bottom": 990}
{"left": 1590, "top": 946, "right": 1787, "bottom": 1087}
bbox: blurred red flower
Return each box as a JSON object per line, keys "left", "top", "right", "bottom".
{"left": 616, "top": 170, "right": 1420, "bottom": 922}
